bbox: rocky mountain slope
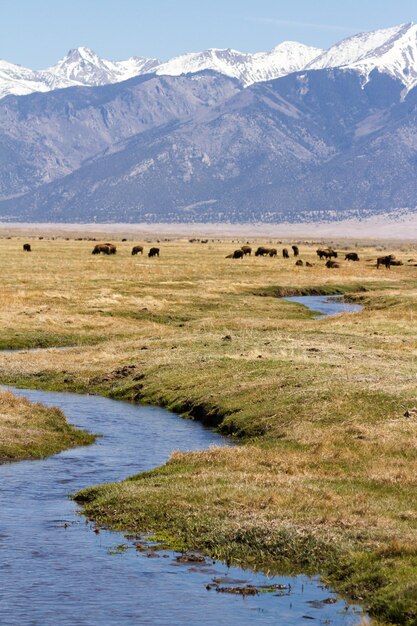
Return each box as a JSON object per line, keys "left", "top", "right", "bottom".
{"left": 2, "top": 24, "right": 417, "bottom": 222}
{"left": 0, "top": 66, "right": 415, "bottom": 222}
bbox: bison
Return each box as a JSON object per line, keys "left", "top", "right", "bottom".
{"left": 268, "top": 248, "right": 278, "bottom": 257}
{"left": 240, "top": 245, "right": 252, "bottom": 256}
{"left": 92, "top": 243, "right": 116, "bottom": 255}
{"left": 282, "top": 248, "right": 289, "bottom": 259}
{"left": 23, "top": 243, "right": 31, "bottom": 252}
{"left": 226, "top": 249, "right": 244, "bottom": 259}
{"left": 325, "top": 260, "right": 340, "bottom": 268}
{"left": 131, "top": 245, "right": 144, "bottom": 255}
{"left": 292, "top": 245, "right": 299, "bottom": 257}
{"left": 377, "top": 254, "right": 395, "bottom": 269}
{"left": 317, "top": 248, "right": 338, "bottom": 260}
{"left": 345, "top": 252, "right": 360, "bottom": 261}
{"left": 148, "top": 247, "right": 160, "bottom": 257}
{"left": 255, "top": 246, "right": 270, "bottom": 256}
{"left": 295, "top": 259, "right": 304, "bottom": 266}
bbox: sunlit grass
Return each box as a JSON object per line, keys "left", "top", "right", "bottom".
{"left": 1, "top": 234, "right": 417, "bottom": 623}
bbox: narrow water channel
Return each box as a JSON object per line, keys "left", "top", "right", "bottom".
{"left": 0, "top": 296, "right": 367, "bottom": 626}
{"left": 283, "top": 295, "right": 363, "bottom": 318}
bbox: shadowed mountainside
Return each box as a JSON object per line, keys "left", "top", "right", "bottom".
{"left": 0, "top": 68, "right": 416, "bottom": 222}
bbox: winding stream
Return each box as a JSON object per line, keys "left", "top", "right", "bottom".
{"left": 0, "top": 296, "right": 366, "bottom": 625}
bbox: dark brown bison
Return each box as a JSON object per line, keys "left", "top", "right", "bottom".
{"left": 131, "top": 245, "right": 144, "bottom": 255}
{"left": 317, "top": 248, "right": 338, "bottom": 260}
{"left": 255, "top": 246, "right": 270, "bottom": 256}
{"left": 92, "top": 243, "right": 116, "bottom": 255}
{"left": 345, "top": 252, "right": 360, "bottom": 261}
{"left": 101, "top": 243, "right": 117, "bottom": 254}
{"left": 240, "top": 245, "right": 252, "bottom": 256}
{"left": 226, "top": 249, "right": 244, "bottom": 259}
{"left": 282, "top": 248, "right": 289, "bottom": 259}
{"left": 306, "top": 261, "right": 313, "bottom": 267}
{"left": 377, "top": 255, "right": 395, "bottom": 269}
{"left": 148, "top": 247, "right": 160, "bottom": 257}
{"left": 23, "top": 243, "right": 31, "bottom": 252}
{"left": 295, "top": 259, "right": 304, "bottom": 266}
{"left": 268, "top": 248, "right": 277, "bottom": 257}
{"left": 292, "top": 245, "right": 299, "bottom": 257}
{"left": 326, "top": 260, "right": 340, "bottom": 268}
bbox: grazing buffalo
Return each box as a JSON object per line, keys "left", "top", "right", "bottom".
{"left": 295, "top": 259, "right": 304, "bottom": 266}
{"left": 282, "top": 248, "right": 289, "bottom": 259}
{"left": 255, "top": 246, "right": 270, "bottom": 256}
{"left": 226, "top": 249, "right": 244, "bottom": 259}
{"left": 292, "top": 245, "right": 299, "bottom": 257}
{"left": 268, "top": 248, "right": 278, "bottom": 257}
{"left": 240, "top": 245, "right": 252, "bottom": 256}
{"left": 306, "top": 261, "right": 313, "bottom": 267}
{"left": 92, "top": 243, "right": 116, "bottom": 255}
{"left": 345, "top": 252, "right": 360, "bottom": 261}
{"left": 148, "top": 247, "right": 160, "bottom": 257}
{"left": 326, "top": 260, "right": 340, "bottom": 268}
{"left": 377, "top": 255, "right": 395, "bottom": 269}
{"left": 131, "top": 245, "right": 144, "bottom": 255}
{"left": 23, "top": 243, "right": 31, "bottom": 252}
{"left": 317, "top": 248, "right": 338, "bottom": 260}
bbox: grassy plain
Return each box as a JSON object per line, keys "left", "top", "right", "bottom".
{"left": 0, "top": 388, "right": 95, "bottom": 460}
{"left": 1, "top": 235, "right": 417, "bottom": 624}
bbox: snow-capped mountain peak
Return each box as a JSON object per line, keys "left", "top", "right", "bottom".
{"left": 308, "top": 22, "right": 417, "bottom": 90}
{"left": 2, "top": 24, "right": 417, "bottom": 100}
{"left": 154, "top": 42, "right": 323, "bottom": 86}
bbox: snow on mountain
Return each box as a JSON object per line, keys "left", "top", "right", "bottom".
{"left": 0, "top": 59, "right": 72, "bottom": 98}
{"left": 0, "top": 43, "right": 321, "bottom": 99}
{"left": 308, "top": 23, "right": 417, "bottom": 91}
{"left": 47, "top": 47, "right": 160, "bottom": 86}
{"left": 2, "top": 23, "right": 417, "bottom": 101}
{"left": 154, "top": 42, "right": 322, "bottom": 85}
{"left": 0, "top": 48, "right": 161, "bottom": 99}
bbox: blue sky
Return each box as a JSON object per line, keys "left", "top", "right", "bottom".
{"left": 2, "top": 0, "right": 417, "bottom": 68}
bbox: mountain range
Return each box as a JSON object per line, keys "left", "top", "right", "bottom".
{"left": 1, "top": 23, "right": 417, "bottom": 222}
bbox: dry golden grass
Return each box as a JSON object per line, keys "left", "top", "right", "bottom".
{"left": 0, "top": 389, "right": 95, "bottom": 460}
{"left": 1, "top": 235, "right": 417, "bottom": 624}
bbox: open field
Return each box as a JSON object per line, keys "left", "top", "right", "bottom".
{"left": 0, "top": 389, "right": 95, "bottom": 460}
{"left": 1, "top": 235, "right": 417, "bottom": 624}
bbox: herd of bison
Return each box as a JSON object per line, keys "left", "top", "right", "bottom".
{"left": 20, "top": 240, "right": 404, "bottom": 269}
{"left": 225, "top": 245, "right": 402, "bottom": 269}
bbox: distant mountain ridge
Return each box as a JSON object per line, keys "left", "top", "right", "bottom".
{"left": 2, "top": 23, "right": 417, "bottom": 99}
{"left": 2, "top": 23, "right": 417, "bottom": 223}
{"left": 1, "top": 67, "right": 416, "bottom": 223}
